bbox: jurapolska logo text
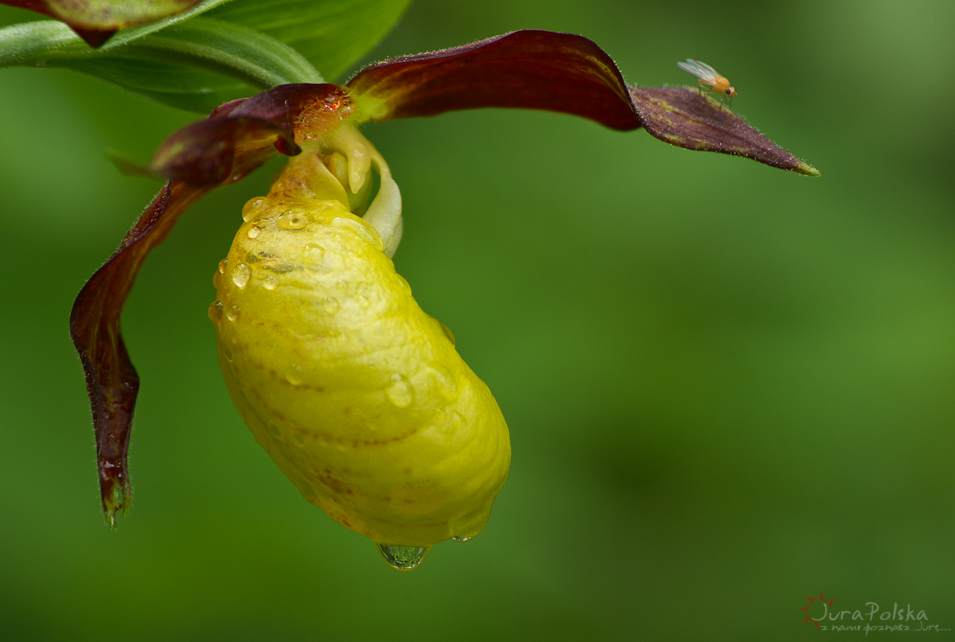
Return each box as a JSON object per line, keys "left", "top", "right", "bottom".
{"left": 801, "top": 594, "right": 949, "bottom": 634}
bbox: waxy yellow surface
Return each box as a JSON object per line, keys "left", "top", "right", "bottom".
{"left": 209, "top": 153, "right": 510, "bottom": 546}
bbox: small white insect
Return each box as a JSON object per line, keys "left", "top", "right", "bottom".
{"left": 678, "top": 59, "right": 737, "bottom": 109}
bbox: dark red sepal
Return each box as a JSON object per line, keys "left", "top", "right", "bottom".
{"left": 347, "top": 30, "right": 816, "bottom": 174}
{"left": 347, "top": 30, "right": 642, "bottom": 131}
{"left": 629, "top": 86, "right": 819, "bottom": 176}
{"left": 71, "top": 83, "right": 353, "bottom": 526}
{"left": 70, "top": 181, "right": 210, "bottom": 527}
{"left": 148, "top": 84, "right": 352, "bottom": 184}
{"left": 149, "top": 118, "right": 295, "bottom": 184}
{"left": 208, "top": 84, "right": 353, "bottom": 128}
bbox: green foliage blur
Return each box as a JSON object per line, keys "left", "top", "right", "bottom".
{"left": 1, "top": 0, "right": 954, "bottom": 639}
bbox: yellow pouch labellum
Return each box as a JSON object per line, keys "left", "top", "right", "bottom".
{"left": 210, "top": 159, "right": 510, "bottom": 549}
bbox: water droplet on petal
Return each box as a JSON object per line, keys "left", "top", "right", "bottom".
{"left": 322, "top": 297, "right": 340, "bottom": 314}
{"left": 208, "top": 300, "right": 223, "bottom": 322}
{"left": 226, "top": 305, "right": 239, "bottom": 322}
{"left": 263, "top": 275, "right": 278, "bottom": 290}
{"left": 286, "top": 365, "right": 303, "bottom": 386}
{"left": 290, "top": 431, "right": 305, "bottom": 446}
{"left": 374, "top": 543, "right": 432, "bottom": 571}
{"left": 219, "top": 341, "right": 233, "bottom": 362}
{"left": 218, "top": 258, "right": 229, "bottom": 274}
{"left": 356, "top": 295, "right": 370, "bottom": 309}
{"left": 278, "top": 209, "right": 309, "bottom": 230}
{"left": 242, "top": 197, "right": 266, "bottom": 222}
{"left": 233, "top": 374, "right": 246, "bottom": 391}
{"left": 428, "top": 364, "right": 457, "bottom": 399}
{"left": 265, "top": 422, "right": 282, "bottom": 439}
{"left": 298, "top": 479, "right": 319, "bottom": 501}
{"left": 332, "top": 216, "right": 382, "bottom": 249}
{"left": 247, "top": 225, "right": 261, "bottom": 239}
{"left": 386, "top": 374, "right": 414, "bottom": 408}
{"left": 452, "top": 536, "right": 472, "bottom": 542}
{"left": 232, "top": 263, "right": 251, "bottom": 288}
{"left": 396, "top": 275, "right": 412, "bottom": 295}
{"left": 305, "top": 244, "right": 325, "bottom": 261}
{"left": 438, "top": 320, "right": 455, "bottom": 346}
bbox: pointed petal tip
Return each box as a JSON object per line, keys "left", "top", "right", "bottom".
{"left": 102, "top": 476, "right": 131, "bottom": 530}
{"left": 70, "top": 26, "right": 115, "bottom": 48}
{"left": 630, "top": 85, "right": 818, "bottom": 175}
{"left": 104, "top": 150, "right": 161, "bottom": 180}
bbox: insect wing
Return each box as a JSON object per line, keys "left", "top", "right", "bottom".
{"left": 677, "top": 59, "right": 719, "bottom": 83}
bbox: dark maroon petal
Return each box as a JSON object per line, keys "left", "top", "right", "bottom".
{"left": 209, "top": 83, "right": 353, "bottom": 125}
{"left": 346, "top": 31, "right": 816, "bottom": 174}
{"left": 72, "top": 83, "right": 356, "bottom": 525}
{"left": 150, "top": 118, "right": 296, "bottom": 185}
{"left": 70, "top": 181, "right": 210, "bottom": 527}
{"left": 630, "top": 86, "right": 820, "bottom": 176}
{"left": 347, "top": 30, "right": 642, "bottom": 131}
{"left": 149, "top": 84, "right": 353, "bottom": 185}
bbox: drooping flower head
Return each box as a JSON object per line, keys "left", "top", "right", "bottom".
{"left": 68, "top": 29, "right": 816, "bottom": 569}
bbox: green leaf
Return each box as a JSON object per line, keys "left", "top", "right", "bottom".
{"left": 0, "top": 0, "right": 411, "bottom": 112}
{"left": 121, "top": 18, "right": 323, "bottom": 87}
{"left": 0, "top": 16, "right": 323, "bottom": 112}
{"left": 206, "top": 0, "right": 412, "bottom": 80}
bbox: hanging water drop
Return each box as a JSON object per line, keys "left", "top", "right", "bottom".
{"left": 218, "top": 258, "right": 228, "bottom": 274}
{"left": 226, "top": 305, "right": 239, "bottom": 322}
{"left": 374, "top": 543, "right": 433, "bottom": 571}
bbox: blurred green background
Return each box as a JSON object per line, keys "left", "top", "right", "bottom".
{"left": 2, "top": 0, "right": 954, "bottom": 639}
